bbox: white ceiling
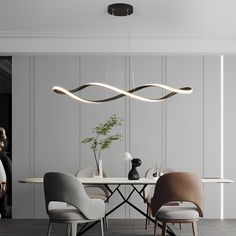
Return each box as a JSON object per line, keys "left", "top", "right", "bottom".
{"left": 1, "top": 0, "right": 236, "bottom": 36}
{"left": 1, "top": 0, "right": 236, "bottom": 54}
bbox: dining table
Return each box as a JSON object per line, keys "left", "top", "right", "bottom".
{"left": 19, "top": 176, "right": 233, "bottom": 236}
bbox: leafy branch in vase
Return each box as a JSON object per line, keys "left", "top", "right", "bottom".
{"left": 82, "top": 114, "right": 123, "bottom": 173}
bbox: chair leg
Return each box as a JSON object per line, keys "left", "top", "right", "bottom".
{"left": 106, "top": 218, "right": 109, "bottom": 229}
{"left": 71, "top": 223, "right": 77, "bottom": 236}
{"left": 145, "top": 205, "right": 149, "bottom": 229}
{"left": 47, "top": 221, "right": 52, "bottom": 236}
{"left": 103, "top": 217, "right": 109, "bottom": 229}
{"left": 179, "top": 223, "right": 182, "bottom": 230}
{"left": 100, "top": 219, "right": 104, "bottom": 236}
{"left": 192, "top": 222, "right": 198, "bottom": 236}
{"left": 67, "top": 224, "right": 71, "bottom": 236}
{"left": 153, "top": 220, "right": 157, "bottom": 236}
{"left": 148, "top": 206, "right": 151, "bottom": 225}
{"left": 161, "top": 222, "right": 167, "bottom": 236}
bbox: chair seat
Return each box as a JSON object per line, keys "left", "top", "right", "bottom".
{"left": 48, "top": 205, "right": 104, "bottom": 222}
{"left": 48, "top": 205, "right": 89, "bottom": 221}
{"left": 156, "top": 206, "right": 200, "bottom": 220}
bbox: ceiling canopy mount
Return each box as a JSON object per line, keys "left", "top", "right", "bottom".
{"left": 108, "top": 3, "right": 133, "bottom": 16}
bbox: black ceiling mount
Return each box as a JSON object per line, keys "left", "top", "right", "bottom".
{"left": 108, "top": 3, "right": 133, "bottom": 16}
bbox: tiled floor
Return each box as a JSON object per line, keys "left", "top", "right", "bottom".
{"left": 0, "top": 219, "right": 235, "bottom": 236}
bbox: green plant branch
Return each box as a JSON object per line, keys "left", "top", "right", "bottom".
{"left": 82, "top": 114, "right": 123, "bottom": 172}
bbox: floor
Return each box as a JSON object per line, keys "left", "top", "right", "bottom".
{"left": 0, "top": 219, "right": 235, "bottom": 236}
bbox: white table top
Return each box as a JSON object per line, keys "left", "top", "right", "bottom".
{"left": 18, "top": 177, "right": 234, "bottom": 184}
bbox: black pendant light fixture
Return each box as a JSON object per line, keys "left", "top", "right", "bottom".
{"left": 52, "top": 3, "right": 193, "bottom": 104}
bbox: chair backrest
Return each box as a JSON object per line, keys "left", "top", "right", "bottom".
{"left": 151, "top": 172, "right": 203, "bottom": 217}
{"left": 75, "top": 167, "right": 107, "bottom": 178}
{"left": 44, "top": 172, "right": 91, "bottom": 217}
{"left": 145, "top": 167, "right": 175, "bottom": 178}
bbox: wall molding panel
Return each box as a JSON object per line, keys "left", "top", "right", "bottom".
{"left": 2, "top": 33, "right": 236, "bottom": 54}
{"left": 12, "top": 55, "right": 234, "bottom": 219}
{"left": 12, "top": 56, "right": 35, "bottom": 218}
{"left": 224, "top": 56, "right": 236, "bottom": 218}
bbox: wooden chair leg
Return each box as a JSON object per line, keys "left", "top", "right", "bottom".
{"left": 153, "top": 220, "right": 157, "bottom": 236}
{"left": 192, "top": 222, "right": 198, "bottom": 236}
{"left": 145, "top": 205, "right": 149, "bottom": 229}
{"left": 148, "top": 206, "right": 151, "bottom": 225}
{"left": 162, "top": 222, "right": 167, "bottom": 236}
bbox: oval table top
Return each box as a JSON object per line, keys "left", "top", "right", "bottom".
{"left": 19, "top": 177, "right": 234, "bottom": 184}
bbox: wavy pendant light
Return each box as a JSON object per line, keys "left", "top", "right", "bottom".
{"left": 52, "top": 3, "right": 192, "bottom": 104}
{"left": 53, "top": 83, "right": 192, "bottom": 104}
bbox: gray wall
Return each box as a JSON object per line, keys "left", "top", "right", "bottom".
{"left": 12, "top": 55, "right": 235, "bottom": 219}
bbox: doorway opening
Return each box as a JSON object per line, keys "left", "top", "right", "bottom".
{"left": 0, "top": 56, "right": 12, "bottom": 218}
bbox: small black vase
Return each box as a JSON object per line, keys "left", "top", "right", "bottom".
{"left": 128, "top": 158, "right": 142, "bottom": 180}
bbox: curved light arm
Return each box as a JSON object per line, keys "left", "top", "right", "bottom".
{"left": 53, "top": 82, "right": 192, "bottom": 104}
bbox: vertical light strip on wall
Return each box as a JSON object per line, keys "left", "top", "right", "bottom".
{"left": 77, "top": 56, "right": 81, "bottom": 170}
{"left": 161, "top": 56, "right": 166, "bottom": 167}
{"left": 220, "top": 55, "right": 224, "bottom": 220}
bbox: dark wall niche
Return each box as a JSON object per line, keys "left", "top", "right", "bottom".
{"left": 0, "top": 56, "right": 12, "bottom": 218}
{"left": 0, "top": 56, "right": 12, "bottom": 159}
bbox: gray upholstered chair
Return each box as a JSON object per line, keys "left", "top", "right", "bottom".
{"left": 144, "top": 167, "right": 175, "bottom": 229}
{"left": 44, "top": 172, "right": 105, "bottom": 236}
{"left": 151, "top": 172, "right": 204, "bottom": 236}
{"left": 75, "top": 167, "right": 109, "bottom": 201}
{"left": 76, "top": 167, "right": 109, "bottom": 228}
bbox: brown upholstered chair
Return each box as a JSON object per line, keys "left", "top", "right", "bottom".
{"left": 151, "top": 172, "right": 203, "bottom": 236}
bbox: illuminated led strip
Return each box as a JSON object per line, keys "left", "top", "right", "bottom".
{"left": 220, "top": 55, "right": 224, "bottom": 219}
{"left": 52, "top": 82, "right": 192, "bottom": 104}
